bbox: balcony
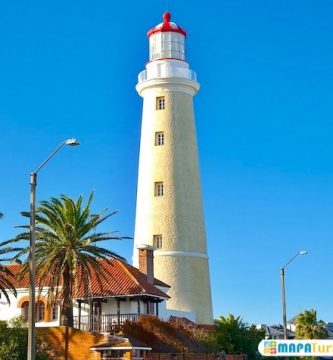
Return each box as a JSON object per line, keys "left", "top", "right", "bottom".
{"left": 138, "top": 67, "right": 197, "bottom": 83}
{"left": 73, "top": 313, "right": 139, "bottom": 333}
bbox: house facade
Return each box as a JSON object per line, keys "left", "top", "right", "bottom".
{"left": 257, "top": 320, "right": 333, "bottom": 340}
{"left": 257, "top": 324, "right": 295, "bottom": 339}
{"left": 0, "top": 246, "right": 179, "bottom": 333}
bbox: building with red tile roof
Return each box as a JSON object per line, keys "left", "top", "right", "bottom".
{"left": 1, "top": 253, "right": 170, "bottom": 333}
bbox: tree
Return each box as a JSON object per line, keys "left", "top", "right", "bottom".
{"left": 244, "top": 324, "right": 265, "bottom": 359}
{"left": 214, "top": 314, "right": 264, "bottom": 360}
{"left": 295, "top": 309, "right": 328, "bottom": 339}
{"left": 0, "top": 213, "right": 17, "bottom": 304}
{"left": 215, "top": 314, "right": 246, "bottom": 354}
{"left": 11, "top": 192, "right": 128, "bottom": 327}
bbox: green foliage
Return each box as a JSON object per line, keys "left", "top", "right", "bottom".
{"left": 245, "top": 325, "right": 265, "bottom": 359}
{"left": 0, "top": 240, "right": 18, "bottom": 304}
{"left": 295, "top": 309, "right": 328, "bottom": 339}
{"left": 8, "top": 315, "right": 25, "bottom": 328}
{"left": 215, "top": 314, "right": 245, "bottom": 354}
{"left": 0, "top": 317, "right": 57, "bottom": 360}
{"left": 0, "top": 212, "right": 18, "bottom": 303}
{"left": 214, "top": 314, "right": 265, "bottom": 360}
{"left": 191, "top": 328, "right": 219, "bottom": 353}
{"left": 9, "top": 192, "right": 129, "bottom": 327}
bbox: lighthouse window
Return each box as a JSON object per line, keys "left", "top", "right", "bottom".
{"left": 153, "top": 234, "right": 163, "bottom": 249}
{"left": 155, "top": 182, "right": 164, "bottom": 197}
{"left": 156, "top": 96, "right": 165, "bottom": 110}
{"left": 155, "top": 132, "right": 164, "bottom": 146}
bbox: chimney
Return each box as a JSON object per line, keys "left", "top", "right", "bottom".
{"left": 137, "top": 244, "right": 154, "bottom": 284}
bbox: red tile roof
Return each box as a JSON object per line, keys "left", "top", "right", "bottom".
{"left": 6, "top": 259, "right": 170, "bottom": 300}
{"left": 6, "top": 264, "right": 30, "bottom": 288}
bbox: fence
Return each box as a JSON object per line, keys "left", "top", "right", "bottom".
{"left": 147, "top": 354, "right": 246, "bottom": 360}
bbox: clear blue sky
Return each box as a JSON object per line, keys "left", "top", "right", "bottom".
{"left": 1, "top": 0, "right": 332, "bottom": 325}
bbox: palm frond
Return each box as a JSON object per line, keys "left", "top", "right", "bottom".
{"left": 12, "top": 191, "right": 128, "bottom": 326}
{"left": 0, "top": 244, "right": 18, "bottom": 304}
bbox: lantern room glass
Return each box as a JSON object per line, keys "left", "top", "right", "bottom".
{"left": 149, "top": 32, "right": 185, "bottom": 61}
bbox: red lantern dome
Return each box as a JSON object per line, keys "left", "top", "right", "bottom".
{"left": 147, "top": 12, "right": 187, "bottom": 37}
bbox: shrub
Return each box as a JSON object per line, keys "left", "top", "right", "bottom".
{"left": 0, "top": 317, "right": 59, "bottom": 360}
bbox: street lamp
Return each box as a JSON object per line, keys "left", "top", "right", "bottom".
{"left": 28, "top": 138, "right": 79, "bottom": 360}
{"left": 280, "top": 250, "right": 307, "bottom": 340}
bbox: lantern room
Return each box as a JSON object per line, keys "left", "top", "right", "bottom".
{"left": 148, "top": 12, "right": 187, "bottom": 62}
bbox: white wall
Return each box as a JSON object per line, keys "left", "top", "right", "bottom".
{"left": 0, "top": 287, "right": 60, "bottom": 327}
{"left": 0, "top": 290, "right": 21, "bottom": 322}
{"left": 0, "top": 288, "right": 170, "bottom": 326}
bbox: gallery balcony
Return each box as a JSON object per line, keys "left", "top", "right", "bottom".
{"left": 73, "top": 313, "right": 139, "bottom": 333}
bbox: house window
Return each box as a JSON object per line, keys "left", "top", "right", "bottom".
{"left": 156, "top": 96, "right": 165, "bottom": 110}
{"left": 21, "top": 301, "right": 29, "bottom": 321}
{"left": 52, "top": 303, "right": 58, "bottom": 321}
{"left": 153, "top": 234, "right": 163, "bottom": 249}
{"left": 155, "top": 132, "right": 164, "bottom": 146}
{"left": 36, "top": 301, "right": 45, "bottom": 322}
{"left": 154, "top": 182, "right": 164, "bottom": 196}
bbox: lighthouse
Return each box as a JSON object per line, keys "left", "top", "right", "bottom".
{"left": 133, "top": 12, "right": 213, "bottom": 325}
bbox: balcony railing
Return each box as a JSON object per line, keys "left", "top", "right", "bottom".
{"left": 73, "top": 313, "right": 138, "bottom": 333}
{"left": 138, "top": 68, "right": 197, "bottom": 83}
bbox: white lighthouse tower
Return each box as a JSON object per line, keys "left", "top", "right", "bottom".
{"left": 133, "top": 12, "right": 213, "bottom": 325}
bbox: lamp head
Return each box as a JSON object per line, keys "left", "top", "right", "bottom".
{"left": 65, "top": 138, "right": 80, "bottom": 146}
{"left": 299, "top": 250, "right": 307, "bottom": 256}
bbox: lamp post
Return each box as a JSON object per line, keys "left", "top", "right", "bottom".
{"left": 28, "top": 138, "right": 79, "bottom": 360}
{"left": 280, "top": 250, "right": 307, "bottom": 340}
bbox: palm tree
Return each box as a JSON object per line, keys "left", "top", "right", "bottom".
{"left": 11, "top": 192, "right": 129, "bottom": 327}
{"left": 215, "top": 314, "right": 246, "bottom": 354}
{"left": 295, "top": 309, "right": 328, "bottom": 339}
{"left": 0, "top": 213, "right": 17, "bottom": 304}
{"left": 214, "top": 314, "right": 264, "bottom": 360}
